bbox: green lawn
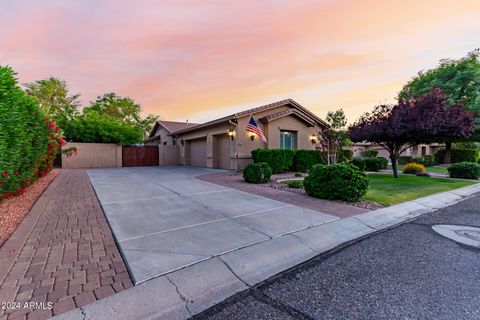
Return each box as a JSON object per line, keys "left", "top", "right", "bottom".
{"left": 279, "top": 174, "right": 476, "bottom": 206}
{"left": 388, "top": 165, "right": 448, "bottom": 174}
{"left": 364, "top": 174, "right": 475, "bottom": 205}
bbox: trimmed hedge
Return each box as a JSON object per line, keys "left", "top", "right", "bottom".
{"left": 252, "top": 149, "right": 327, "bottom": 173}
{"left": 292, "top": 150, "right": 325, "bottom": 172}
{"left": 413, "top": 155, "right": 436, "bottom": 166}
{"left": 364, "top": 157, "right": 388, "bottom": 171}
{"left": 435, "top": 149, "right": 480, "bottom": 164}
{"left": 0, "top": 66, "right": 56, "bottom": 200}
{"left": 350, "top": 158, "right": 366, "bottom": 171}
{"left": 251, "top": 149, "right": 295, "bottom": 174}
{"left": 398, "top": 156, "right": 414, "bottom": 165}
{"left": 361, "top": 150, "right": 378, "bottom": 158}
{"left": 243, "top": 162, "right": 272, "bottom": 183}
{"left": 304, "top": 163, "right": 369, "bottom": 202}
{"left": 447, "top": 162, "right": 480, "bottom": 180}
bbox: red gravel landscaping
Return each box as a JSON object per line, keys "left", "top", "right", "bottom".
{"left": 0, "top": 170, "right": 58, "bottom": 248}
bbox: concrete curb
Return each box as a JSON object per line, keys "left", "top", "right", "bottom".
{"left": 53, "top": 183, "right": 480, "bottom": 320}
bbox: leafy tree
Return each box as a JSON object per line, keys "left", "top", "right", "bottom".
{"left": 24, "top": 77, "right": 80, "bottom": 121}
{"left": 399, "top": 50, "right": 480, "bottom": 162}
{"left": 349, "top": 89, "right": 475, "bottom": 178}
{"left": 61, "top": 112, "right": 143, "bottom": 144}
{"left": 84, "top": 92, "right": 158, "bottom": 137}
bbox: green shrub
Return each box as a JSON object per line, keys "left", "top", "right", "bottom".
{"left": 402, "top": 162, "right": 425, "bottom": 174}
{"left": 243, "top": 162, "right": 272, "bottom": 183}
{"left": 292, "top": 150, "right": 324, "bottom": 172}
{"left": 350, "top": 158, "right": 366, "bottom": 171}
{"left": 251, "top": 149, "right": 295, "bottom": 173}
{"left": 303, "top": 163, "right": 369, "bottom": 202}
{"left": 419, "top": 155, "right": 436, "bottom": 166}
{"left": 285, "top": 180, "right": 303, "bottom": 188}
{"left": 361, "top": 150, "right": 378, "bottom": 158}
{"left": 398, "top": 156, "right": 414, "bottom": 165}
{"left": 294, "top": 172, "right": 303, "bottom": 177}
{"left": 337, "top": 149, "right": 353, "bottom": 163}
{"left": 447, "top": 162, "right": 480, "bottom": 180}
{"left": 364, "top": 157, "right": 388, "bottom": 171}
{"left": 0, "top": 66, "right": 52, "bottom": 200}
{"left": 435, "top": 149, "right": 480, "bottom": 164}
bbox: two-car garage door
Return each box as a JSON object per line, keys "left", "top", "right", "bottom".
{"left": 186, "top": 135, "right": 231, "bottom": 169}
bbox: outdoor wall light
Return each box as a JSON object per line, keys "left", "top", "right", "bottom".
{"left": 249, "top": 132, "right": 256, "bottom": 141}
{"left": 180, "top": 139, "right": 184, "bottom": 146}
{"left": 310, "top": 135, "right": 318, "bottom": 144}
{"left": 228, "top": 129, "right": 235, "bottom": 140}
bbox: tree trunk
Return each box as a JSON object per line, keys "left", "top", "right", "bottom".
{"left": 444, "top": 141, "right": 452, "bottom": 164}
{"left": 390, "top": 154, "right": 399, "bottom": 178}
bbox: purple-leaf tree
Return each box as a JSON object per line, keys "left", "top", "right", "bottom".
{"left": 349, "top": 89, "right": 474, "bottom": 178}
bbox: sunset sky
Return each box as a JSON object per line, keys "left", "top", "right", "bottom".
{"left": 1, "top": 0, "right": 479, "bottom": 124}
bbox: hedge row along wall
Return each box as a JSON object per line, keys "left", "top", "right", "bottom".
{"left": 251, "top": 149, "right": 329, "bottom": 173}
{"left": 0, "top": 66, "right": 65, "bottom": 201}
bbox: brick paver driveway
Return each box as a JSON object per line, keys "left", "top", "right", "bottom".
{"left": 87, "top": 167, "right": 339, "bottom": 285}
{"left": 0, "top": 170, "right": 132, "bottom": 320}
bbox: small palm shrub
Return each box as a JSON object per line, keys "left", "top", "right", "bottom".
{"left": 304, "top": 163, "right": 369, "bottom": 202}
{"left": 243, "top": 162, "right": 272, "bottom": 183}
{"left": 402, "top": 162, "right": 425, "bottom": 174}
{"left": 447, "top": 162, "right": 480, "bottom": 180}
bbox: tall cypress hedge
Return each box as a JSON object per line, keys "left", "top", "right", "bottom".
{"left": 0, "top": 66, "right": 50, "bottom": 200}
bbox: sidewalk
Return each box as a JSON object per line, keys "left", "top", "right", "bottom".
{"left": 0, "top": 170, "right": 133, "bottom": 320}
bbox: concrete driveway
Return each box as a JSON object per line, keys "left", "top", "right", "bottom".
{"left": 87, "top": 167, "right": 338, "bottom": 284}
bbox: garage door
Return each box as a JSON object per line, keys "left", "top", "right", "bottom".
{"left": 213, "top": 135, "right": 231, "bottom": 169}
{"left": 187, "top": 138, "right": 207, "bottom": 167}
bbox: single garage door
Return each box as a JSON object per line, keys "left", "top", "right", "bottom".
{"left": 187, "top": 138, "right": 207, "bottom": 167}
{"left": 213, "top": 134, "right": 231, "bottom": 169}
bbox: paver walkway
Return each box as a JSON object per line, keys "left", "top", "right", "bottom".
{"left": 197, "top": 172, "right": 368, "bottom": 217}
{"left": 0, "top": 170, "right": 133, "bottom": 320}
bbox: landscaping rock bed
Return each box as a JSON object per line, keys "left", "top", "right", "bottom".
{"left": 269, "top": 173, "right": 384, "bottom": 211}
{"left": 0, "top": 170, "right": 58, "bottom": 247}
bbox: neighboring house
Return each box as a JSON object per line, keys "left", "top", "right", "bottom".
{"left": 348, "top": 142, "right": 444, "bottom": 159}
{"left": 144, "top": 120, "right": 199, "bottom": 146}
{"left": 145, "top": 99, "right": 329, "bottom": 170}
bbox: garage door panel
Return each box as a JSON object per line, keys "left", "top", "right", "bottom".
{"left": 188, "top": 138, "right": 207, "bottom": 167}
{"left": 214, "top": 135, "right": 230, "bottom": 169}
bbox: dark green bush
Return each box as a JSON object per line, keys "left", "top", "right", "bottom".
{"left": 0, "top": 66, "right": 50, "bottom": 199}
{"left": 337, "top": 149, "right": 353, "bottom": 163}
{"left": 447, "top": 162, "right": 480, "bottom": 179}
{"left": 435, "top": 149, "right": 480, "bottom": 164}
{"left": 304, "top": 163, "right": 369, "bottom": 202}
{"left": 350, "top": 158, "right": 366, "bottom": 171}
{"left": 398, "top": 156, "right": 414, "bottom": 165}
{"left": 294, "top": 172, "right": 303, "bottom": 177}
{"left": 60, "top": 113, "right": 143, "bottom": 144}
{"left": 292, "top": 150, "right": 325, "bottom": 172}
{"left": 361, "top": 150, "right": 378, "bottom": 158}
{"left": 415, "top": 155, "right": 436, "bottom": 166}
{"left": 285, "top": 180, "right": 303, "bottom": 188}
{"left": 251, "top": 149, "right": 295, "bottom": 173}
{"left": 364, "top": 157, "right": 388, "bottom": 171}
{"left": 243, "top": 162, "right": 272, "bottom": 183}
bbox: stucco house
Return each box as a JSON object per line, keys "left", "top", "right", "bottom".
{"left": 145, "top": 99, "right": 330, "bottom": 170}
{"left": 348, "top": 142, "right": 444, "bottom": 159}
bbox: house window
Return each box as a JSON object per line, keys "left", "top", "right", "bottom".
{"left": 280, "top": 130, "right": 297, "bottom": 150}
{"left": 172, "top": 139, "right": 177, "bottom": 146}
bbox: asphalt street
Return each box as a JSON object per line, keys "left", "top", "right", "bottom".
{"left": 194, "top": 194, "right": 480, "bottom": 320}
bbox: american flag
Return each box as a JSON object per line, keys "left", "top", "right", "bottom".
{"left": 246, "top": 115, "right": 267, "bottom": 143}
